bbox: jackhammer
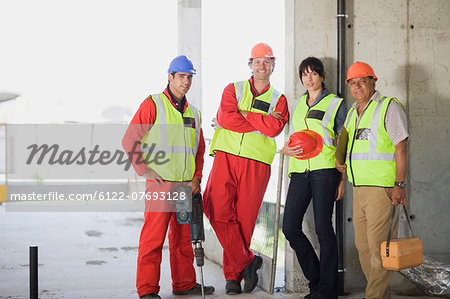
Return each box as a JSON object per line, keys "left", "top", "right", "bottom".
{"left": 176, "top": 192, "right": 206, "bottom": 299}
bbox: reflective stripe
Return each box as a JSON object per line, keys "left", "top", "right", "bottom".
{"left": 368, "top": 96, "right": 386, "bottom": 156}
{"left": 346, "top": 152, "right": 394, "bottom": 161}
{"left": 268, "top": 89, "right": 280, "bottom": 114}
{"left": 289, "top": 98, "right": 301, "bottom": 135}
{"left": 235, "top": 81, "right": 244, "bottom": 105}
{"left": 141, "top": 144, "right": 195, "bottom": 155}
{"left": 320, "top": 96, "right": 341, "bottom": 146}
{"left": 250, "top": 130, "right": 273, "bottom": 139}
{"left": 345, "top": 108, "right": 354, "bottom": 128}
{"left": 152, "top": 94, "right": 168, "bottom": 146}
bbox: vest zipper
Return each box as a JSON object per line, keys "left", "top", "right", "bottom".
{"left": 238, "top": 133, "right": 245, "bottom": 155}
{"left": 180, "top": 109, "right": 187, "bottom": 181}
{"left": 349, "top": 101, "right": 374, "bottom": 186}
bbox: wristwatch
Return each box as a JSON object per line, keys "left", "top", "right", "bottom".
{"left": 394, "top": 181, "right": 407, "bottom": 188}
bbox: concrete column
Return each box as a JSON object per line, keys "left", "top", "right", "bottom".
{"left": 284, "top": 0, "right": 340, "bottom": 293}
{"left": 177, "top": 0, "right": 202, "bottom": 109}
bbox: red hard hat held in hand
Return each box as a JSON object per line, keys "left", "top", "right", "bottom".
{"left": 288, "top": 130, "right": 323, "bottom": 160}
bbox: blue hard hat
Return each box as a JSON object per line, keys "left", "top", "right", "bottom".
{"left": 168, "top": 55, "right": 196, "bottom": 74}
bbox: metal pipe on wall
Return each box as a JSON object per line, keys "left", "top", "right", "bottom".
{"left": 336, "top": 0, "right": 347, "bottom": 295}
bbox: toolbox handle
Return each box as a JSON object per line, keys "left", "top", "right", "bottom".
{"left": 385, "top": 206, "right": 415, "bottom": 257}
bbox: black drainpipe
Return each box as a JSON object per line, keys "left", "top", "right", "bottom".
{"left": 336, "top": 0, "right": 346, "bottom": 296}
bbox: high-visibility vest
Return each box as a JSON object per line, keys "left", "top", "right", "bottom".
{"left": 140, "top": 93, "right": 201, "bottom": 181}
{"left": 288, "top": 93, "right": 343, "bottom": 174}
{"left": 345, "top": 96, "right": 404, "bottom": 187}
{"left": 210, "top": 80, "right": 282, "bottom": 165}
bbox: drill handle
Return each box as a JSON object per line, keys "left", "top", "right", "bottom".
{"left": 190, "top": 193, "right": 205, "bottom": 243}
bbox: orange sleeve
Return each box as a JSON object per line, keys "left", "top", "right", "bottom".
{"left": 193, "top": 128, "right": 205, "bottom": 180}
{"left": 216, "top": 83, "right": 257, "bottom": 133}
{"left": 122, "top": 98, "right": 156, "bottom": 176}
{"left": 245, "top": 94, "right": 288, "bottom": 137}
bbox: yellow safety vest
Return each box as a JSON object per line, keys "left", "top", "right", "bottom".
{"left": 288, "top": 93, "right": 343, "bottom": 174}
{"left": 141, "top": 93, "right": 201, "bottom": 181}
{"left": 210, "top": 80, "right": 282, "bottom": 165}
{"left": 345, "top": 96, "right": 404, "bottom": 187}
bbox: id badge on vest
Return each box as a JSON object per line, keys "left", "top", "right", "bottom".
{"left": 183, "top": 117, "right": 196, "bottom": 129}
{"left": 356, "top": 128, "right": 371, "bottom": 140}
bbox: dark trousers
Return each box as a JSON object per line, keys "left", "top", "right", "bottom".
{"left": 282, "top": 169, "right": 340, "bottom": 299}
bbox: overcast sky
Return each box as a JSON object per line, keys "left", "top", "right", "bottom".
{"left": 0, "top": 0, "right": 285, "bottom": 132}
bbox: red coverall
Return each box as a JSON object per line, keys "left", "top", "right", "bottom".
{"left": 122, "top": 88, "right": 205, "bottom": 296}
{"left": 203, "top": 77, "right": 288, "bottom": 281}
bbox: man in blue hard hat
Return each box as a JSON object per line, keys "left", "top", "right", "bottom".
{"left": 123, "top": 55, "right": 215, "bottom": 298}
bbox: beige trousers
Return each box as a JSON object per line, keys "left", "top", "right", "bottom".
{"left": 353, "top": 187, "right": 399, "bottom": 299}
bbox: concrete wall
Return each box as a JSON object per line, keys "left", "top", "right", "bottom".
{"left": 285, "top": 0, "right": 450, "bottom": 293}
{"left": 285, "top": 0, "right": 342, "bottom": 292}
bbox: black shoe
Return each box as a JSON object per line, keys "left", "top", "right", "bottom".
{"left": 304, "top": 293, "right": 328, "bottom": 299}
{"left": 242, "top": 255, "right": 263, "bottom": 293}
{"left": 140, "top": 294, "right": 161, "bottom": 299}
{"left": 225, "top": 280, "right": 242, "bottom": 295}
{"left": 172, "top": 283, "right": 215, "bottom": 295}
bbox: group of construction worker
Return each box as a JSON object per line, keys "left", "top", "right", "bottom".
{"left": 122, "top": 42, "right": 408, "bottom": 299}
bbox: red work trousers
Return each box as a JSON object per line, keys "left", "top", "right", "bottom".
{"left": 136, "top": 183, "right": 196, "bottom": 296}
{"left": 203, "top": 151, "right": 270, "bottom": 281}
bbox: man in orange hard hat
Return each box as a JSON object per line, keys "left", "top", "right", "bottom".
{"left": 336, "top": 61, "right": 409, "bottom": 299}
{"left": 203, "top": 42, "right": 289, "bottom": 294}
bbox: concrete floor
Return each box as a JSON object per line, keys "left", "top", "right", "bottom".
{"left": 0, "top": 204, "right": 437, "bottom": 299}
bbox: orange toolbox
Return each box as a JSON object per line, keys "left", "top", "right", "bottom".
{"left": 381, "top": 237, "right": 423, "bottom": 270}
{"left": 380, "top": 206, "right": 423, "bottom": 271}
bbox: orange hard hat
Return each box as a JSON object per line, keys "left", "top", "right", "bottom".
{"left": 250, "top": 42, "right": 275, "bottom": 60}
{"left": 346, "top": 61, "right": 378, "bottom": 83}
{"left": 288, "top": 130, "right": 323, "bottom": 160}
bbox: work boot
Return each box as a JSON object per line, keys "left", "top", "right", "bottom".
{"left": 225, "top": 280, "right": 242, "bottom": 295}
{"left": 242, "top": 255, "right": 263, "bottom": 293}
{"left": 140, "top": 294, "right": 161, "bottom": 299}
{"left": 304, "top": 293, "right": 330, "bottom": 299}
{"left": 172, "top": 283, "right": 215, "bottom": 295}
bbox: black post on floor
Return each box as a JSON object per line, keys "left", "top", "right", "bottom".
{"left": 30, "top": 245, "right": 38, "bottom": 299}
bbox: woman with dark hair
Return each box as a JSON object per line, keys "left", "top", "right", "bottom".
{"left": 281, "top": 56, "right": 347, "bottom": 299}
